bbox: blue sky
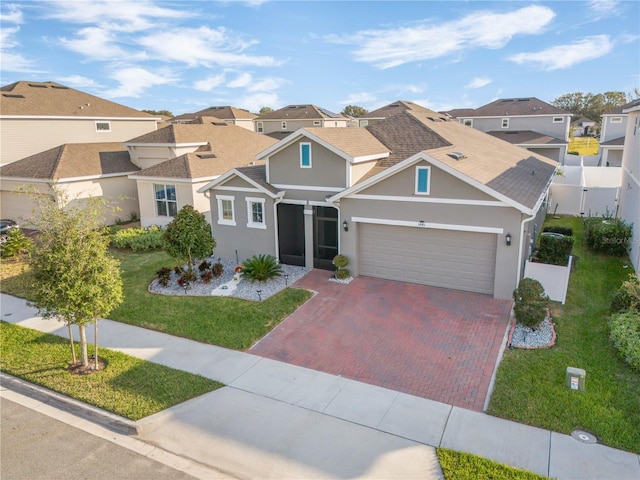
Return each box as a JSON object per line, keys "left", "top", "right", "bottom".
{"left": 1, "top": 1, "right": 638, "bottom": 115}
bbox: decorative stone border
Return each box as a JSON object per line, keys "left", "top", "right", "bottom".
{"left": 508, "top": 308, "right": 557, "bottom": 350}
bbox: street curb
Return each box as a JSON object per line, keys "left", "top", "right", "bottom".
{"left": 0, "top": 372, "right": 137, "bottom": 435}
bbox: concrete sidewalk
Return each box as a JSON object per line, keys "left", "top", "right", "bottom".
{"left": 2, "top": 293, "right": 639, "bottom": 479}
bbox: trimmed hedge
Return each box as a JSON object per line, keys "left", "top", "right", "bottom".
{"left": 543, "top": 226, "right": 574, "bottom": 237}
{"left": 609, "top": 311, "right": 640, "bottom": 371}
{"left": 611, "top": 274, "right": 640, "bottom": 314}
{"left": 110, "top": 226, "right": 164, "bottom": 251}
{"left": 513, "top": 278, "right": 550, "bottom": 328}
{"left": 583, "top": 217, "right": 632, "bottom": 256}
{"left": 537, "top": 233, "right": 573, "bottom": 266}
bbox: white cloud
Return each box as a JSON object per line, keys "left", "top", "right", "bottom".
{"left": 59, "top": 27, "right": 127, "bottom": 61}
{"left": 339, "top": 92, "right": 377, "bottom": 105}
{"left": 248, "top": 77, "right": 286, "bottom": 92}
{"left": 228, "top": 72, "right": 252, "bottom": 88}
{"left": 0, "top": 18, "right": 42, "bottom": 73}
{"left": 0, "top": 4, "right": 24, "bottom": 23}
{"left": 194, "top": 74, "right": 226, "bottom": 92}
{"left": 138, "top": 27, "right": 279, "bottom": 68}
{"left": 45, "top": 0, "right": 193, "bottom": 32}
{"left": 235, "top": 92, "right": 280, "bottom": 112}
{"left": 104, "top": 67, "right": 177, "bottom": 98}
{"left": 56, "top": 75, "right": 102, "bottom": 88}
{"left": 465, "top": 77, "right": 492, "bottom": 89}
{"left": 332, "top": 5, "right": 555, "bottom": 69}
{"left": 508, "top": 35, "right": 613, "bottom": 71}
{"left": 587, "top": 0, "right": 620, "bottom": 19}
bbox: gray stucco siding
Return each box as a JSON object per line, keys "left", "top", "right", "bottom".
{"left": 471, "top": 116, "right": 569, "bottom": 140}
{"left": 338, "top": 196, "right": 523, "bottom": 299}
{"left": 527, "top": 147, "right": 562, "bottom": 162}
{"left": 357, "top": 160, "right": 498, "bottom": 201}
{"left": 268, "top": 140, "right": 347, "bottom": 188}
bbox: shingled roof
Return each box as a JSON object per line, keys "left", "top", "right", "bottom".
{"left": 470, "top": 97, "right": 569, "bottom": 117}
{"left": 257, "top": 104, "right": 346, "bottom": 121}
{"left": 603, "top": 98, "right": 640, "bottom": 115}
{"left": 0, "top": 81, "right": 156, "bottom": 118}
{"left": 132, "top": 124, "right": 277, "bottom": 180}
{"left": 360, "top": 100, "right": 435, "bottom": 120}
{"left": 0, "top": 142, "right": 138, "bottom": 180}
{"left": 299, "top": 127, "right": 389, "bottom": 160}
{"left": 487, "top": 130, "right": 566, "bottom": 145}
{"left": 172, "top": 106, "right": 257, "bottom": 123}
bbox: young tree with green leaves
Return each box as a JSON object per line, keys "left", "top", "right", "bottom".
{"left": 341, "top": 105, "right": 368, "bottom": 118}
{"left": 27, "top": 189, "right": 124, "bottom": 370}
{"left": 163, "top": 205, "right": 216, "bottom": 270}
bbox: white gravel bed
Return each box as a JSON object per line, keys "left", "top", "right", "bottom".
{"left": 509, "top": 316, "right": 555, "bottom": 349}
{"left": 149, "top": 257, "right": 310, "bottom": 301}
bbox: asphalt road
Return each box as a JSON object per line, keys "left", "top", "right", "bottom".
{"left": 1, "top": 398, "right": 196, "bottom": 480}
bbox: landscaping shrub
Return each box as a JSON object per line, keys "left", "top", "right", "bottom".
{"left": 611, "top": 274, "right": 640, "bottom": 313}
{"left": 537, "top": 233, "right": 573, "bottom": 266}
{"left": 212, "top": 262, "right": 224, "bottom": 278}
{"left": 201, "top": 269, "right": 214, "bottom": 284}
{"left": 242, "top": 254, "right": 282, "bottom": 282}
{"left": 543, "top": 226, "right": 573, "bottom": 237}
{"left": 178, "top": 269, "right": 197, "bottom": 286}
{"left": 583, "top": 216, "right": 632, "bottom": 256}
{"left": 110, "top": 226, "right": 163, "bottom": 251}
{"left": 198, "top": 259, "right": 211, "bottom": 272}
{"left": 513, "top": 278, "right": 550, "bottom": 328}
{"left": 156, "top": 266, "right": 172, "bottom": 287}
{"left": 609, "top": 311, "right": 640, "bottom": 371}
{"left": 0, "top": 228, "right": 32, "bottom": 258}
{"left": 332, "top": 254, "right": 350, "bottom": 280}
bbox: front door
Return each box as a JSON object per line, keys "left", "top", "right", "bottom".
{"left": 313, "top": 206, "right": 338, "bottom": 270}
{"left": 277, "top": 203, "right": 305, "bottom": 266}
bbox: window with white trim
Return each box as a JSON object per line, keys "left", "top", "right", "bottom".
{"left": 256, "top": 121, "right": 264, "bottom": 133}
{"left": 552, "top": 117, "right": 564, "bottom": 123}
{"left": 246, "top": 197, "right": 266, "bottom": 229}
{"left": 501, "top": 118, "right": 509, "bottom": 128}
{"left": 611, "top": 117, "right": 622, "bottom": 123}
{"left": 415, "top": 166, "right": 430, "bottom": 195}
{"left": 95, "top": 121, "right": 111, "bottom": 132}
{"left": 281, "top": 121, "right": 287, "bottom": 130}
{"left": 154, "top": 184, "right": 177, "bottom": 217}
{"left": 300, "top": 142, "right": 312, "bottom": 168}
{"left": 463, "top": 119, "right": 473, "bottom": 127}
{"left": 359, "top": 119, "right": 369, "bottom": 127}
{"left": 216, "top": 195, "right": 236, "bottom": 226}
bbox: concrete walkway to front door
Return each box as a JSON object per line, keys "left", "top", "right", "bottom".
{"left": 250, "top": 270, "right": 513, "bottom": 412}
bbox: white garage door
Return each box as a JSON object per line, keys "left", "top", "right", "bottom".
{"left": 0, "top": 191, "right": 40, "bottom": 226}
{"left": 359, "top": 223, "right": 497, "bottom": 295}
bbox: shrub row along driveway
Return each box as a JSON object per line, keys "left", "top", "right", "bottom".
{"left": 250, "top": 270, "right": 513, "bottom": 411}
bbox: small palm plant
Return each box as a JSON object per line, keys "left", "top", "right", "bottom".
{"left": 242, "top": 254, "right": 283, "bottom": 282}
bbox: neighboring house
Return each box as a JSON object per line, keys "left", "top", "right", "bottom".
{"left": 170, "top": 106, "right": 258, "bottom": 131}
{"left": 0, "top": 142, "right": 140, "bottom": 225}
{"left": 618, "top": 99, "right": 640, "bottom": 272}
{"left": 357, "top": 100, "right": 437, "bottom": 127}
{"left": 599, "top": 100, "right": 638, "bottom": 168}
{"left": 571, "top": 117, "right": 597, "bottom": 137}
{"left": 450, "top": 97, "right": 571, "bottom": 162}
{"left": 126, "top": 123, "right": 277, "bottom": 227}
{"left": 254, "top": 105, "right": 348, "bottom": 137}
{"left": 200, "top": 110, "right": 557, "bottom": 299}
{"left": 0, "top": 81, "right": 159, "bottom": 165}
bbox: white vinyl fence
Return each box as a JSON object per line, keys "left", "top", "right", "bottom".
{"left": 523, "top": 256, "right": 573, "bottom": 304}
{"left": 549, "top": 165, "right": 621, "bottom": 216}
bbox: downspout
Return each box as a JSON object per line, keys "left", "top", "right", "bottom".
{"left": 273, "top": 192, "right": 285, "bottom": 260}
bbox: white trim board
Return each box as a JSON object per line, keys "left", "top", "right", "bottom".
{"left": 350, "top": 193, "right": 511, "bottom": 207}
{"left": 351, "top": 216, "right": 504, "bottom": 234}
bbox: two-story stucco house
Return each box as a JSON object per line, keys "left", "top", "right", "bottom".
{"left": 126, "top": 122, "right": 277, "bottom": 227}
{"left": 0, "top": 81, "right": 159, "bottom": 165}
{"left": 254, "top": 105, "right": 348, "bottom": 137}
{"left": 170, "top": 106, "right": 258, "bottom": 131}
{"left": 200, "top": 110, "right": 557, "bottom": 300}
{"left": 450, "top": 97, "right": 571, "bottom": 162}
{"left": 618, "top": 99, "right": 640, "bottom": 271}
{"left": 599, "top": 100, "right": 638, "bottom": 168}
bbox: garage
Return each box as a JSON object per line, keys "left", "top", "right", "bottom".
{"left": 0, "top": 191, "right": 41, "bottom": 225}
{"left": 359, "top": 223, "right": 497, "bottom": 295}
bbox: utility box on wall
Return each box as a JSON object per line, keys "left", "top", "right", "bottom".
{"left": 566, "top": 367, "right": 586, "bottom": 391}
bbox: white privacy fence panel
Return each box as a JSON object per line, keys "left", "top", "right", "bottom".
{"left": 582, "top": 188, "right": 620, "bottom": 217}
{"left": 550, "top": 166, "right": 622, "bottom": 216}
{"left": 523, "top": 256, "right": 573, "bottom": 304}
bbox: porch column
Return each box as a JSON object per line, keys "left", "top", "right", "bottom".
{"left": 304, "top": 207, "right": 314, "bottom": 269}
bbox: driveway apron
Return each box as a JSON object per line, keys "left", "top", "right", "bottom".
{"left": 250, "top": 270, "right": 513, "bottom": 411}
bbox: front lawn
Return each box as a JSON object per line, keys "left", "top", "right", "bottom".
{"left": 436, "top": 449, "right": 547, "bottom": 480}
{"left": 0, "top": 322, "right": 222, "bottom": 420}
{"left": 568, "top": 136, "right": 599, "bottom": 156}
{"left": 0, "top": 249, "right": 312, "bottom": 350}
{"left": 488, "top": 216, "right": 640, "bottom": 454}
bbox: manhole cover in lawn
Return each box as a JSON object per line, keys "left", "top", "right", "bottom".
{"left": 571, "top": 430, "right": 597, "bottom": 444}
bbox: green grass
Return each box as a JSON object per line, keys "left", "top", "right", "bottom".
{"left": 0, "top": 321, "right": 222, "bottom": 420}
{"left": 568, "top": 137, "right": 599, "bottom": 155}
{"left": 488, "top": 216, "right": 640, "bottom": 454}
{"left": 437, "top": 449, "right": 548, "bottom": 480}
{"left": 0, "top": 255, "right": 31, "bottom": 299}
{"left": 0, "top": 249, "right": 312, "bottom": 350}
{"left": 109, "top": 249, "right": 312, "bottom": 350}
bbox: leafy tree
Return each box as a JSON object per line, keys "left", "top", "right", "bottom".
{"left": 28, "top": 190, "right": 123, "bottom": 370}
{"left": 551, "top": 92, "right": 627, "bottom": 121}
{"left": 163, "top": 205, "right": 216, "bottom": 270}
{"left": 259, "top": 106, "right": 274, "bottom": 115}
{"left": 142, "top": 109, "right": 174, "bottom": 117}
{"left": 513, "top": 278, "right": 550, "bottom": 328}
{"left": 341, "top": 105, "right": 368, "bottom": 118}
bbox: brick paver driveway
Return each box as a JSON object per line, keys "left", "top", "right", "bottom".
{"left": 250, "top": 270, "right": 513, "bottom": 411}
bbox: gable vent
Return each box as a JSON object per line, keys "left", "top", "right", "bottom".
{"left": 448, "top": 152, "right": 467, "bottom": 160}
